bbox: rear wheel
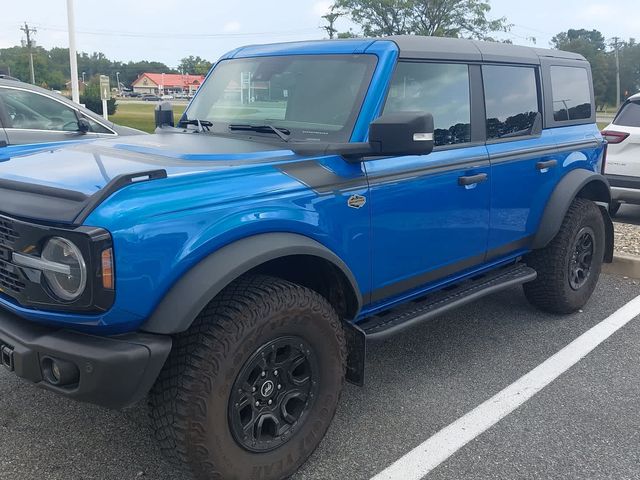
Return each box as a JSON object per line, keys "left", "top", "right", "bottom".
{"left": 149, "top": 274, "right": 346, "bottom": 480}
{"left": 524, "top": 198, "right": 605, "bottom": 314}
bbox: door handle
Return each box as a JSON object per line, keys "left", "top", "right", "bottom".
{"left": 458, "top": 173, "right": 488, "bottom": 186}
{"left": 536, "top": 159, "right": 558, "bottom": 171}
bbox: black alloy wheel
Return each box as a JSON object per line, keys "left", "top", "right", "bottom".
{"left": 568, "top": 226, "right": 595, "bottom": 290}
{"left": 228, "top": 336, "right": 319, "bottom": 453}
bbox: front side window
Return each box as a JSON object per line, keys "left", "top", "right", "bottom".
{"left": 483, "top": 65, "right": 540, "bottom": 140}
{"left": 185, "top": 55, "right": 377, "bottom": 143}
{"left": 550, "top": 66, "right": 591, "bottom": 121}
{"left": 0, "top": 88, "right": 78, "bottom": 131}
{"left": 384, "top": 62, "right": 471, "bottom": 147}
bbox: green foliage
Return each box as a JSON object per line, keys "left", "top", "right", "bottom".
{"left": 332, "top": 0, "right": 510, "bottom": 39}
{"left": 178, "top": 56, "right": 213, "bottom": 75}
{"left": 551, "top": 29, "right": 610, "bottom": 107}
{"left": 80, "top": 81, "right": 117, "bottom": 116}
{"left": 551, "top": 29, "right": 640, "bottom": 107}
{"left": 0, "top": 45, "right": 178, "bottom": 90}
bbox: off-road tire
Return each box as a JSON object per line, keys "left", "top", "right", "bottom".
{"left": 524, "top": 198, "right": 605, "bottom": 314}
{"left": 149, "top": 274, "right": 347, "bottom": 480}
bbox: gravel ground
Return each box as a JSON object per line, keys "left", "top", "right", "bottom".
{"left": 614, "top": 221, "right": 640, "bottom": 256}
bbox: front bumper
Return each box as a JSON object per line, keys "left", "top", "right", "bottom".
{"left": 0, "top": 307, "right": 171, "bottom": 409}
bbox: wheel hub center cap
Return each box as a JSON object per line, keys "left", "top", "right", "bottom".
{"left": 260, "top": 380, "right": 274, "bottom": 397}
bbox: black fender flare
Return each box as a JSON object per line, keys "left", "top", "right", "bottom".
{"left": 532, "top": 169, "right": 614, "bottom": 262}
{"left": 141, "top": 232, "right": 363, "bottom": 334}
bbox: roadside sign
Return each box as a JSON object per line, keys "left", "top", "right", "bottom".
{"left": 99, "top": 75, "right": 110, "bottom": 120}
{"left": 100, "top": 75, "right": 111, "bottom": 100}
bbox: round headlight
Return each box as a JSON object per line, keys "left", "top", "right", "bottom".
{"left": 41, "top": 237, "right": 87, "bottom": 301}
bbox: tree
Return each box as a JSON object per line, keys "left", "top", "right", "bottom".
{"left": 321, "top": 8, "right": 343, "bottom": 39}
{"left": 332, "top": 0, "right": 509, "bottom": 39}
{"left": 551, "top": 29, "right": 611, "bottom": 107}
{"left": 178, "top": 55, "right": 212, "bottom": 75}
{"left": 80, "top": 79, "right": 117, "bottom": 116}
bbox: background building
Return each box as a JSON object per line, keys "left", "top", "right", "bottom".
{"left": 132, "top": 73, "right": 205, "bottom": 95}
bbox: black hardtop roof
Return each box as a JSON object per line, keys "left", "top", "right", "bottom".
{"left": 386, "top": 35, "right": 586, "bottom": 64}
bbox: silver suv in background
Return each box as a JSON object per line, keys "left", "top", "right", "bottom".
{"left": 0, "top": 76, "right": 142, "bottom": 155}
{"left": 602, "top": 93, "right": 640, "bottom": 215}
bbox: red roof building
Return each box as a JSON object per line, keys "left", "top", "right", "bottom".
{"left": 132, "top": 73, "right": 205, "bottom": 94}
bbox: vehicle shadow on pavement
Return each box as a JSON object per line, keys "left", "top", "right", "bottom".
{"left": 0, "top": 275, "right": 636, "bottom": 480}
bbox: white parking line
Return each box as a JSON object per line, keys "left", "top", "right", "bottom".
{"left": 371, "top": 294, "right": 640, "bottom": 480}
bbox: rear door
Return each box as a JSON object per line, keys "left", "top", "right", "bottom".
{"left": 483, "top": 64, "right": 560, "bottom": 254}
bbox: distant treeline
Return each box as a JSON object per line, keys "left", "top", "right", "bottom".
{"left": 0, "top": 46, "right": 212, "bottom": 90}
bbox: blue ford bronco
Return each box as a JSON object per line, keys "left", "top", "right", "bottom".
{"left": 0, "top": 36, "right": 612, "bottom": 479}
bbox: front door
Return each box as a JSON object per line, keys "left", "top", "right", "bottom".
{"left": 0, "top": 86, "right": 86, "bottom": 146}
{"left": 366, "top": 61, "right": 490, "bottom": 305}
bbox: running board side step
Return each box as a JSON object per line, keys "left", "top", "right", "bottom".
{"left": 360, "top": 263, "right": 537, "bottom": 341}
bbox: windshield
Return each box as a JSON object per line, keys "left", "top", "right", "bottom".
{"left": 184, "top": 54, "right": 378, "bottom": 142}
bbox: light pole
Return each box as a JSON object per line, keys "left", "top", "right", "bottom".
{"left": 66, "top": 0, "right": 80, "bottom": 104}
{"left": 116, "top": 71, "right": 121, "bottom": 93}
{"left": 81, "top": 71, "right": 85, "bottom": 83}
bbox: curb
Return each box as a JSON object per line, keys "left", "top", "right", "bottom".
{"left": 603, "top": 254, "right": 640, "bottom": 279}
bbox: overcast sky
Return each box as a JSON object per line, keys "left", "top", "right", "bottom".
{"left": 0, "top": 0, "right": 637, "bottom": 68}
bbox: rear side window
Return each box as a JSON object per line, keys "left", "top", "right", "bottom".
{"left": 384, "top": 62, "right": 471, "bottom": 147}
{"left": 614, "top": 101, "right": 640, "bottom": 127}
{"left": 482, "top": 65, "right": 540, "bottom": 140}
{"left": 550, "top": 66, "right": 592, "bottom": 121}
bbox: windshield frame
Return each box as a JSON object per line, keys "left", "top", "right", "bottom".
{"left": 182, "top": 54, "right": 379, "bottom": 143}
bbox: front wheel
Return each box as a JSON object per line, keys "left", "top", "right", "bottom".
{"left": 149, "top": 275, "right": 346, "bottom": 480}
{"left": 524, "top": 198, "right": 605, "bottom": 314}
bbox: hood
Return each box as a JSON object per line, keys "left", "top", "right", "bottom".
{"left": 0, "top": 132, "right": 296, "bottom": 223}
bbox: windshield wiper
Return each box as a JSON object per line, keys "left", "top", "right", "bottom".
{"left": 179, "top": 118, "right": 213, "bottom": 132}
{"left": 228, "top": 124, "right": 290, "bottom": 142}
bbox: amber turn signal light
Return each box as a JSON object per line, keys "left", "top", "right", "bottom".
{"left": 101, "top": 248, "right": 114, "bottom": 289}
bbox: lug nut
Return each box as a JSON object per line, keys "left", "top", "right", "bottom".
{"left": 252, "top": 387, "right": 256, "bottom": 392}
{"left": 277, "top": 384, "right": 282, "bottom": 390}
{"left": 261, "top": 371, "right": 266, "bottom": 378}
{"left": 274, "top": 370, "right": 278, "bottom": 376}
{"left": 255, "top": 401, "right": 260, "bottom": 407}
{"left": 268, "top": 399, "right": 273, "bottom": 405}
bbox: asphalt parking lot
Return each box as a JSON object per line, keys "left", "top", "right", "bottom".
{"left": 0, "top": 273, "right": 638, "bottom": 480}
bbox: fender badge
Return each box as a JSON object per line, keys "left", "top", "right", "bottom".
{"left": 348, "top": 194, "right": 366, "bottom": 209}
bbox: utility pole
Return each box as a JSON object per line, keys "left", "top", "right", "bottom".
{"left": 20, "top": 22, "right": 36, "bottom": 84}
{"left": 67, "top": 0, "right": 80, "bottom": 104}
{"left": 612, "top": 37, "right": 621, "bottom": 108}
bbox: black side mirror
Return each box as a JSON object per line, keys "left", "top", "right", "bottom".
{"left": 155, "top": 101, "right": 175, "bottom": 129}
{"left": 290, "top": 111, "right": 435, "bottom": 159}
{"left": 369, "top": 112, "right": 434, "bottom": 157}
{"left": 77, "top": 117, "right": 91, "bottom": 134}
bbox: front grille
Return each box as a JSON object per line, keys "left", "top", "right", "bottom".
{"left": 0, "top": 259, "right": 25, "bottom": 294}
{"left": 0, "top": 218, "right": 19, "bottom": 246}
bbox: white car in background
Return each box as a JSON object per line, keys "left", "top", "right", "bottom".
{"left": 602, "top": 92, "right": 640, "bottom": 215}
